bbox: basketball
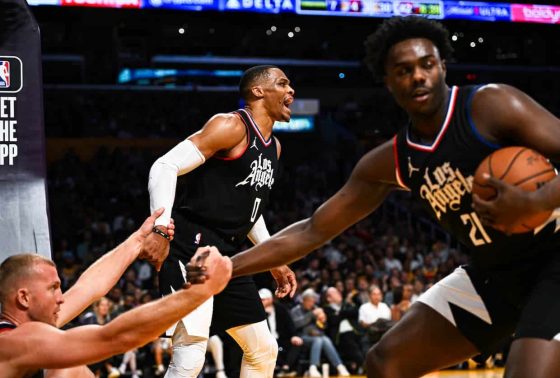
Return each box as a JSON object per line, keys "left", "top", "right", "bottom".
{"left": 473, "top": 146, "right": 557, "bottom": 233}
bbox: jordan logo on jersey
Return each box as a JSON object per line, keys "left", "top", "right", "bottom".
{"left": 235, "top": 153, "right": 275, "bottom": 191}
{"left": 250, "top": 137, "right": 259, "bottom": 151}
{"left": 419, "top": 162, "right": 473, "bottom": 219}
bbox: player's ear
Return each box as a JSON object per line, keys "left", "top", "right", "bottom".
{"left": 251, "top": 85, "right": 265, "bottom": 99}
{"left": 441, "top": 59, "right": 447, "bottom": 80}
{"left": 16, "top": 288, "right": 30, "bottom": 309}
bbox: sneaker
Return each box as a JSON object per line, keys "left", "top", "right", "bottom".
{"left": 309, "top": 365, "right": 321, "bottom": 377}
{"left": 485, "top": 356, "right": 495, "bottom": 369}
{"left": 108, "top": 368, "right": 121, "bottom": 378}
{"left": 336, "top": 364, "right": 350, "bottom": 377}
{"left": 216, "top": 370, "right": 228, "bottom": 378}
{"left": 277, "top": 368, "right": 297, "bottom": 377}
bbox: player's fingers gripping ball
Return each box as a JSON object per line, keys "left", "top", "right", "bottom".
{"left": 473, "top": 146, "right": 557, "bottom": 233}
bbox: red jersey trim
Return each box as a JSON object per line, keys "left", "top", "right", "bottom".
{"left": 393, "top": 135, "right": 410, "bottom": 191}
{"left": 238, "top": 109, "right": 273, "bottom": 147}
{"left": 0, "top": 321, "right": 16, "bottom": 334}
{"left": 406, "top": 86, "right": 458, "bottom": 152}
{"left": 214, "top": 112, "right": 250, "bottom": 161}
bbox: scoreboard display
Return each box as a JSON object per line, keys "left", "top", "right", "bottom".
{"left": 28, "top": 0, "right": 560, "bottom": 24}
{"left": 299, "top": 0, "right": 443, "bottom": 18}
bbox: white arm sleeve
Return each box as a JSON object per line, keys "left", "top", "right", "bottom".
{"left": 247, "top": 215, "right": 271, "bottom": 245}
{"left": 148, "top": 139, "right": 205, "bottom": 227}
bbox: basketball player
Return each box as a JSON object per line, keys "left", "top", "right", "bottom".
{"left": 0, "top": 209, "right": 231, "bottom": 378}
{"left": 226, "top": 17, "right": 560, "bottom": 378}
{"left": 142, "top": 65, "right": 297, "bottom": 378}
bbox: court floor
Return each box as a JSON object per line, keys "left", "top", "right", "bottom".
{"left": 293, "top": 369, "right": 505, "bottom": 378}
{"left": 422, "top": 368, "right": 505, "bottom": 377}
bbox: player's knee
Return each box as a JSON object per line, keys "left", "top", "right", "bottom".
{"left": 165, "top": 363, "right": 203, "bottom": 378}
{"left": 245, "top": 334, "right": 278, "bottom": 367}
{"left": 165, "top": 343, "right": 207, "bottom": 378}
{"left": 365, "top": 341, "right": 401, "bottom": 377}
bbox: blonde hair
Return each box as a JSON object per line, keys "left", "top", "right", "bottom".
{"left": 0, "top": 253, "right": 55, "bottom": 303}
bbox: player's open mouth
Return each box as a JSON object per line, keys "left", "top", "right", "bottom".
{"left": 412, "top": 89, "right": 430, "bottom": 102}
{"left": 283, "top": 97, "right": 293, "bottom": 113}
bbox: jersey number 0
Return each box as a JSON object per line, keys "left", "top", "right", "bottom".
{"left": 250, "top": 197, "right": 262, "bottom": 222}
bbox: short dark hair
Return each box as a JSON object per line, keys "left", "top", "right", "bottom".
{"left": 239, "top": 65, "right": 278, "bottom": 101}
{"left": 364, "top": 17, "right": 453, "bottom": 80}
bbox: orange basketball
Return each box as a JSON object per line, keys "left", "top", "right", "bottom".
{"left": 472, "top": 146, "right": 557, "bottom": 233}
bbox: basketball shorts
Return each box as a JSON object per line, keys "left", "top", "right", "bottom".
{"left": 418, "top": 252, "right": 560, "bottom": 354}
{"left": 158, "top": 219, "right": 266, "bottom": 337}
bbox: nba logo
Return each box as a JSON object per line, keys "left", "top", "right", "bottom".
{"left": 0, "top": 61, "right": 10, "bottom": 88}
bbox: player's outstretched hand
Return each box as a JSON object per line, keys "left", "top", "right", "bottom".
{"left": 182, "top": 247, "right": 211, "bottom": 289}
{"left": 270, "top": 265, "right": 297, "bottom": 298}
{"left": 138, "top": 208, "right": 173, "bottom": 271}
{"left": 187, "top": 246, "right": 232, "bottom": 294}
{"left": 472, "top": 173, "right": 536, "bottom": 233}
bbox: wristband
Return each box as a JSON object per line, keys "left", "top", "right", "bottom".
{"left": 152, "top": 227, "right": 171, "bottom": 240}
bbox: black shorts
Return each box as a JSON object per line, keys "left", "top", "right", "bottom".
{"left": 418, "top": 249, "right": 560, "bottom": 354}
{"left": 158, "top": 219, "right": 266, "bottom": 334}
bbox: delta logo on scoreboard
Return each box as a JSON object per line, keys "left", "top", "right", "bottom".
{"left": 224, "top": 0, "right": 294, "bottom": 13}
{"left": 60, "top": 0, "right": 141, "bottom": 8}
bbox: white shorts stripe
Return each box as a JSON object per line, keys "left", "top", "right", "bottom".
{"left": 165, "top": 294, "right": 213, "bottom": 338}
{"left": 418, "top": 267, "right": 492, "bottom": 327}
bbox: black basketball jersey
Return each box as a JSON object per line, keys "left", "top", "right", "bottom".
{"left": 0, "top": 320, "right": 16, "bottom": 333}
{"left": 0, "top": 320, "right": 44, "bottom": 378}
{"left": 173, "top": 108, "right": 278, "bottom": 245}
{"left": 394, "top": 85, "right": 560, "bottom": 272}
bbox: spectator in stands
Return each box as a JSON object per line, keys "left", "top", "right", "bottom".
{"left": 323, "top": 287, "right": 364, "bottom": 374}
{"left": 259, "top": 288, "right": 301, "bottom": 377}
{"left": 358, "top": 285, "right": 392, "bottom": 350}
{"left": 207, "top": 335, "right": 228, "bottom": 378}
{"left": 383, "top": 246, "right": 402, "bottom": 272}
{"left": 359, "top": 285, "right": 391, "bottom": 328}
{"left": 153, "top": 337, "right": 172, "bottom": 376}
{"left": 390, "top": 284, "right": 413, "bottom": 321}
{"left": 411, "top": 279, "right": 425, "bottom": 303}
{"left": 80, "top": 297, "right": 120, "bottom": 378}
{"left": 290, "top": 288, "right": 350, "bottom": 377}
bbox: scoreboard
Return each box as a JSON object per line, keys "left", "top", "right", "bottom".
{"left": 28, "top": 0, "right": 560, "bottom": 24}
{"left": 298, "top": 0, "right": 443, "bottom": 18}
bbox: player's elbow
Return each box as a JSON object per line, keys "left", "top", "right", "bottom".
{"left": 148, "top": 159, "right": 178, "bottom": 189}
{"left": 150, "top": 158, "right": 178, "bottom": 177}
{"left": 304, "top": 217, "right": 332, "bottom": 248}
{"left": 115, "top": 335, "right": 140, "bottom": 355}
